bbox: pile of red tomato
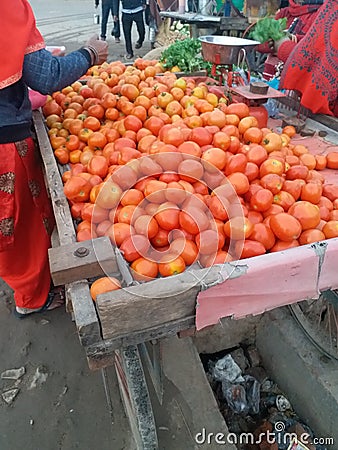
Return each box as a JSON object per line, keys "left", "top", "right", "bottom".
{"left": 43, "top": 60, "right": 338, "bottom": 281}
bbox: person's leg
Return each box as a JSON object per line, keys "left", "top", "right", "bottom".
{"left": 111, "top": 0, "right": 121, "bottom": 40}
{"left": 113, "top": 18, "right": 121, "bottom": 40}
{"left": 122, "top": 12, "right": 133, "bottom": 56}
{"left": 0, "top": 139, "right": 53, "bottom": 310}
{"left": 100, "top": 1, "right": 110, "bottom": 39}
{"left": 134, "top": 10, "right": 145, "bottom": 48}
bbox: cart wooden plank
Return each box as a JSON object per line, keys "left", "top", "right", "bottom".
{"left": 32, "top": 111, "right": 102, "bottom": 346}
{"left": 96, "top": 274, "right": 201, "bottom": 339}
{"left": 49, "top": 236, "right": 118, "bottom": 286}
{"left": 32, "top": 111, "right": 76, "bottom": 246}
{"left": 85, "top": 316, "right": 195, "bottom": 370}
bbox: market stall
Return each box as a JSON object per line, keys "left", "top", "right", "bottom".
{"left": 34, "top": 59, "right": 338, "bottom": 448}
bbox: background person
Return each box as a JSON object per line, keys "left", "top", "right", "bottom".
{"left": 95, "top": 0, "right": 121, "bottom": 42}
{"left": 0, "top": 0, "right": 108, "bottom": 318}
{"left": 121, "top": 0, "right": 146, "bottom": 59}
{"left": 256, "top": 0, "right": 324, "bottom": 80}
{"left": 280, "top": 0, "right": 338, "bottom": 116}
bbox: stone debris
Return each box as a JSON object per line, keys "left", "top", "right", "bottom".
{"left": 276, "top": 395, "right": 292, "bottom": 412}
{"left": 21, "top": 342, "right": 31, "bottom": 357}
{"left": 2, "top": 388, "right": 20, "bottom": 405}
{"left": 39, "top": 319, "right": 50, "bottom": 325}
{"left": 54, "top": 385, "right": 68, "bottom": 407}
{"left": 28, "top": 366, "right": 48, "bottom": 390}
{"left": 1, "top": 367, "right": 25, "bottom": 380}
{"left": 231, "top": 347, "right": 249, "bottom": 372}
{"left": 30, "top": 419, "right": 34, "bottom": 426}
{"left": 246, "top": 345, "right": 261, "bottom": 368}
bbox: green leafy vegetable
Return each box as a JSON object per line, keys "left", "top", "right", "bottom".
{"left": 160, "top": 38, "right": 209, "bottom": 73}
{"left": 249, "top": 17, "right": 287, "bottom": 43}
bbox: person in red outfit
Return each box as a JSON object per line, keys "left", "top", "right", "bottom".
{"left": 256, "top": 0, "right": 324, "bottom": 80}
{"left": 0, "top": 1, "right": 108, "bottom": 318}
{"left": 280, "top": 0, "right": 338, "bottom": 116}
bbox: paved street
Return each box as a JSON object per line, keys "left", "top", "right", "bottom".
{"left": 30, "top": 0, "right": 152, "bottom": 60}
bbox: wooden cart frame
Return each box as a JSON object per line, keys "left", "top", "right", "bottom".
{"left": 33, "top": 109, "right": 338, "bottom": 449}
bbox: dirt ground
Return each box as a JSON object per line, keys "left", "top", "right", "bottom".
{"left": 0, "top": 279, "right": 138, "bottom": 450}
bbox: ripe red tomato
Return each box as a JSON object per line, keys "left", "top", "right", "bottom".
{"left": 260, "top": 174, "right": 284, "bottom": 195}
{"left": 131, "top": 257, "right": 159, "bottom": 281}
{"left": 270, "top": 239, "right": 299, "bottom": 252}
{"left": 179, "top": 207, "right": 210, "bottom": 235}
{"left": 269, "top": 213, "right": 302, "bottom": 242}
{"left": 322, "top": 221, "right": 338, "bottom": 239}
{"left": 250, "top": 223, "right": 276, "bottom": 250}
{"left": 236, "top": 240, "right": 266, "bottom": 259}
{"left": 170, "top": 238, "right": 199, "bottom": 266}
{"left": 195, "top": 229, "right": 223, "bottom": 255}
{"left": 223, "top": 217, "right": 253, "bottom": 240}
{"left": 64, "top": 176, "right": 91, "bottom": 203}
{"left": 95, "top": 180, "right": 122, "bottom": 209}
{"left": 299, "top": 229, "right": 325, "bottom": 245}
{"left": 273, "top": 191, "right": 296, "bottom": 211}
{"left": 120, "top": 234, "right": 150, "bottom": 262}
{"left": 301, "top": 183, "right": 322, "bottom": 204}
{"left": 158, "top": 254, "right": 186, "bottom": 277}
{"left": 225, "top": 153, "right": 247, "bottom": 175}
{"left": 155, "top": 203, "right": 180, "bottom": 231}
{"left": 151, "top": 228, "right": 170, "bottom": 248}
{"left": 288, "top": 201, "right": 321, "bottom": 230}
{"left": 134, "top": 215, "right": 159, "bottom": 239}
{"left": 250, "top": 188, "right": 274, "bottom": 212}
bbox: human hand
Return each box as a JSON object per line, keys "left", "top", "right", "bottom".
{"left": 85, "top": 34, "right": 108, "bottom": 65}
{"left": 273, "top": 35, "right": 292, "bottom": 53}
{"left": 113, "top": 15, "right": 118, "bottom": 21}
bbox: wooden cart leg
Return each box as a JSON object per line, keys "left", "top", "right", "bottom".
{"left": 139, "top": 341, "right": 164, "bottom": 405}
{"left": 101, "top": 367, "right": 115, "bottom": 425}
{"left": 115, "top": 345, "right": 159, "bottom": 450}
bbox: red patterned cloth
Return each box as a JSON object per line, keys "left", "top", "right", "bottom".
{"left": 280, "top": 0, "right": 338, "bottom": 116}
{"left": 256, "top": 0, "right": 323, "bottom": 80}
{"left": 0, "top": 139, "right": 54, "bottom": 308}
{"left": 0, "top": 2, "right": 54, "bottom": 310}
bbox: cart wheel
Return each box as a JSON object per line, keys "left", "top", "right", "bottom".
{"left": 289, "top": 290, "right": 338, "bottom": 360}
{"left": 115, "top": 345, "right": 159, "bottom": 449}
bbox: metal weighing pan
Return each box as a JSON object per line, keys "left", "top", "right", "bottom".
{"left": 199, "top": 35, "right": 260, "bottom": 65}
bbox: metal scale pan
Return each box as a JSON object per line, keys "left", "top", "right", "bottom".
{"left": 199, "top": 35, "right": 259, "bottom": 66}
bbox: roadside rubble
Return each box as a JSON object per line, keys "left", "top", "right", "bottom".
{"left": 201, "top": 346, "right": 328, "bottom": 450}
{"left": 0, "top": 364, "right": 50, "bottom": 406}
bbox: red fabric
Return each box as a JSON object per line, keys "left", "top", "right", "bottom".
{"left": 259, "top": 1, "right": 322, "bottom": 80}
{"left": 277, "top": 40, "right": 297, "bottom": 63}
{"left": 0, "top": 139, "right": 54, "bottom": 309}
{"left": 280, "top": 0, "right": 338, "bottom": 116}
{"left": 0, "top": 0, "right": 45, "bottom": 89}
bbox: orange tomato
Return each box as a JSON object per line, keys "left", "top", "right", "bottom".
{"left": 322, "top": 221, "right": 338, "bottom": 239}
{"left": 90, "top": 276, "right": 121, "bottom": 301}
{"left": 158, "top": 254, "right": 186, "bottom": 277}
{"left": 170, "top": 238, "right": 199, "bottom": 266}
{"left": 119, "top": 234, "right": 150, "bottom": 262}
{"left": 270, "top": 213, "right": 302, "bottom": 242}
{"left": 130, "top": 257, "right": 159, "bottom": 281}
{"left": 288, "top": 201, "right": 321, "bottom": 230}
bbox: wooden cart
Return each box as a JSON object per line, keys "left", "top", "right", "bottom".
{"left": 33, "top": 110, "right": 338, "bottom": 449}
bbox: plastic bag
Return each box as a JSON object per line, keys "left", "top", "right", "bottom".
{"left": 210, "top": 355, "right": 244, "bottom": 384}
